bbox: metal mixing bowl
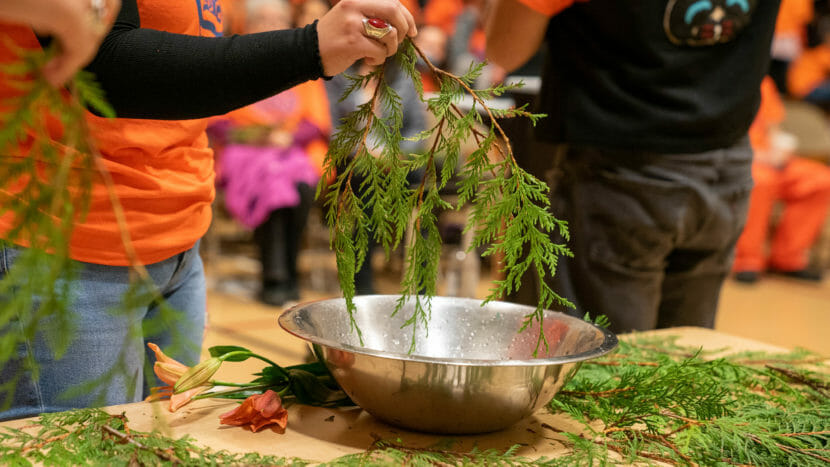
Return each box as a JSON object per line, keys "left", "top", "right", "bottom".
{"left": 278, "top": 295, "right": 617, "bottom": 434}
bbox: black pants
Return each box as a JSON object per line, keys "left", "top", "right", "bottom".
{"left": 510, "top": 140, "right": 753, "bottom": 334}
{"left": 255, "top": 183, "right": 314, "bottom": 290}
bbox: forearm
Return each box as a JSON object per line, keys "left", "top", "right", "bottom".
{"left": 87, "top": 27, "right": 324, "bottom": 120}
{"left": 83, "top": 0, "right": 324, "bottom": 119}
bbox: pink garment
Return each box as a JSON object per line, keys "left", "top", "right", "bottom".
{"left": 218, "top": 144, "right": 320, "bottom": 229}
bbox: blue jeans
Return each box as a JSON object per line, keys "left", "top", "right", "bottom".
{"left": 0, "top": 242, "right": 206, "bottom": 421}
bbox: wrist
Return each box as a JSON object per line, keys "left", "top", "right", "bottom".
{"left": 312, "top": 20, "right": 333, "bottom": 80}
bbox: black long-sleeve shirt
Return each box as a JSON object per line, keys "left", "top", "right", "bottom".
{"left": 77, "top": 0, "right": 326, "bottom": 119}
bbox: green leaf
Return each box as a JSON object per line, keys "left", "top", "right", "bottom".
{"left": 287, "top": 369, "right": 353, "bottom": 407}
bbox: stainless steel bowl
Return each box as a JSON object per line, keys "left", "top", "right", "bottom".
{"left": 278, "top": 295, "right": 617, "bottom": 434}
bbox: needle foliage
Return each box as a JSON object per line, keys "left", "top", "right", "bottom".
{"left": 321, "top": 39, "right": 572, "bottom": 351}
{"left": 1, "top": 336, "right": 827, "bottom": 466}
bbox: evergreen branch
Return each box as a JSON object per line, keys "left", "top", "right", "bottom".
{"left": 585, "top": 360, "right": 660, "bottom": 367}
{"left": 558, "top": 387, "right": 635, "bottom": 397}
{"left": 409, "top": 41, "right": 517, "bottom": 167}
{"left": 101, "top": 424, "right": 183, "bottom": 464}
{"left": 766, "top": 365, "right": 830, "bottom": 398}
{"left": 20, "top": 432, "right": 71, "bottom": 453}
{"left": 1, "top": 338, "right": 828, "bottom": 465}
{"left": 746, "top": 432, "right": 830, "bottom": 464}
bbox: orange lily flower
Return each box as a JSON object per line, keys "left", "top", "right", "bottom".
{"left": 219, "top": 390, "right": 288, "bottom": 433}
{"left": 145, "top": 342, "right": 209, "bottom": 412}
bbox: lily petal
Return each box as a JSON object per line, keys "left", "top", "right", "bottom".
{"left": 219, "top": 390, "right": 288, "bottom": 433}
{"left": 169, "top": 386, "right": 208, "bottom": 412}
{"left": 155, "top": 361, "right": 189, "bottom": 386}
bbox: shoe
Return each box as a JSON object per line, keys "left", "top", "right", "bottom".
{"left": 767, "top": 268, "right": 823, "bottom": 282}
{"left": 260, "top": 283, "right": 300, "bottom": 307}
{"left": 733, "top": 271, "right": 760, "bottom": 284}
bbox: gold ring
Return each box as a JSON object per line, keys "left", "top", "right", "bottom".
{"left": 362, "top": 18, "right": 392, "bottom": 40}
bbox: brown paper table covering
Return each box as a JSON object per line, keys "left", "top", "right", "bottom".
{"left": 0, "top": 327, "right": 806, "bottom": 462}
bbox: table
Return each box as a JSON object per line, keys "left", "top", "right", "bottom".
{"left": 0, "top": 327, "right": 805, "bottom": 463}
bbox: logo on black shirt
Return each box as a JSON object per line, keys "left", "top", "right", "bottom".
{"left": 664, "top": 0, "right": 757, "bottom": 46}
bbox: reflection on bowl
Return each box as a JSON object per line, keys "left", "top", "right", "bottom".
{"left": 278, "top": 295, "right": 617, "bottom": 434}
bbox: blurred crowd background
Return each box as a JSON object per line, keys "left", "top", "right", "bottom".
{"left": 203, "top": 0, "right": 830, "bottom": 309}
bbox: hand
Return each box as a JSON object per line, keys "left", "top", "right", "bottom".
{"left": 0, "top": 0, "right": 121, "bottom": 86}
{"left": 316, "top": 0, "right": 417, "bottom": 77}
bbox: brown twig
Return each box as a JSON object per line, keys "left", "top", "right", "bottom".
{"left": 410, "top": 40, "right": 517, "bottom": 166}
{"left": 337, "top": 68, "right": 386, "bottom": 217}
{"left": 735, "top": 357, "right": 827, "bottom": 366}
{"left": 21, "top": 432, "right": 71, "bottom": 453}
{"left": 766, "top": 365, "right": 830, "bottom": 398}
{"left": 367, "top": 433, "right": 468, "bottom": 463}
{"left": 101, "top": 425, "right": 182, "bottom": 464}
{"left": 747, "top": 432, "right": 830, "bottom": 463}
{"left": 411, "top": 117, "right": 444, "bottom": 232}
{"left": 559, "top": 387, "right": 635, "bottom": 398}
{"left": 586, "top": 360, "right": 660, "bottom": 367}
{"left": 628, "top": 343, "right": 701, "bottom": 359}
{"left": 659, "top": 409, "right": 704, "bottom": 426}
{"left": 779, "top": 430, "right": 830, "bottom": 437}
{"left": 639, "top": 432, "right": 693, "bottom": 463}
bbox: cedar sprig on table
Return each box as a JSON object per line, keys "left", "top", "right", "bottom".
{"left": 550, "top": 337, "right": 830, "bottom": 465}
{"left": 2, "top": 337, "right": 827, "bottom": 466}
{"left": 0, "top": 408, "right": 554, "bottom": 465}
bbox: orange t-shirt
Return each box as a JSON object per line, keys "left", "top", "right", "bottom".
{"left": 0, "top": 0, "right": 223, "bottom": 266}
{"left": 788, "top": 44, "right": 830, "bottom": 99}
{"left": 775, "top": 0, "right": 814, "bottom": 36}
{"left": 515, "top": 0, "right": 587, "bottom": 17}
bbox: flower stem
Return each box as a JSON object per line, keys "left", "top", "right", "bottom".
{"left": 216, "top": 350, "right": 289, "bottom": 379}
{"left": 209, "top": 381, "right": 260, "bottom": 388}
{"left": 193, "top": 384, "right": 272, "bottom": 400}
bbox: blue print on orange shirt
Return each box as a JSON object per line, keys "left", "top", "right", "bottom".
{"left": 197, "top": 0, "right": 223, "bottom": 37}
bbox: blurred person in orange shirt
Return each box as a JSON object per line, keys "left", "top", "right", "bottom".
{"left": 424, "top": 0, "right": 504, "bottom": 86}
{"left": 770, "top": 0, "right": 814, "bottom": 95}
{"left": 732, "top": 76, "right": 830, "bottom": 283}
{"left": 212, "top": 0, "right": 334, "bottom": 306}
{"left": 789, "top": 15, "right": 830, "bottom": 110}
{"left": 1, "top": 0, "right": 416, "bottom": 421}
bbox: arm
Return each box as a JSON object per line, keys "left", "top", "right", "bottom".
{"left": 484, "top": 0, "right": 550, "bottom": 73}
{"left": 0, "top": 0, "right": 119, "bottom": 86}
{"left": 83, "top": 0, "right": 415, "bottom": 120}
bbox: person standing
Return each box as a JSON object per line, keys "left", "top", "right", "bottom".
{"left": 733, "top": 76, "right": 830, "bottom": 283}
{"left": 486, "top": 0, "right": 781, "bottom": 334}
{"left": 1, "top": 0, "right": 415, "bottom": 420}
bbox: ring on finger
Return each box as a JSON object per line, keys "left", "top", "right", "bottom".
{"left": 362, "top": 18, "right": 393, "bottom": 40}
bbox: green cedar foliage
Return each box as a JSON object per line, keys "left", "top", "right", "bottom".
{"left": 550, "top": 335, "right": 830, "bottom": 465}
{"left": 321, "top": 40, "right": 572, "bottom": 351}
{"left": 2, "top": 337, "right": 827, "bottom": 465}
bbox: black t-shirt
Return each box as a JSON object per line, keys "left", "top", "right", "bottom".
{"left": 535, "top": 0, "right": 781, "bottom": 153}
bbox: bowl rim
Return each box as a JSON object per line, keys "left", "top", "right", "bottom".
{"left": 278, "top": 295, "right": 619, "bottom": 367}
